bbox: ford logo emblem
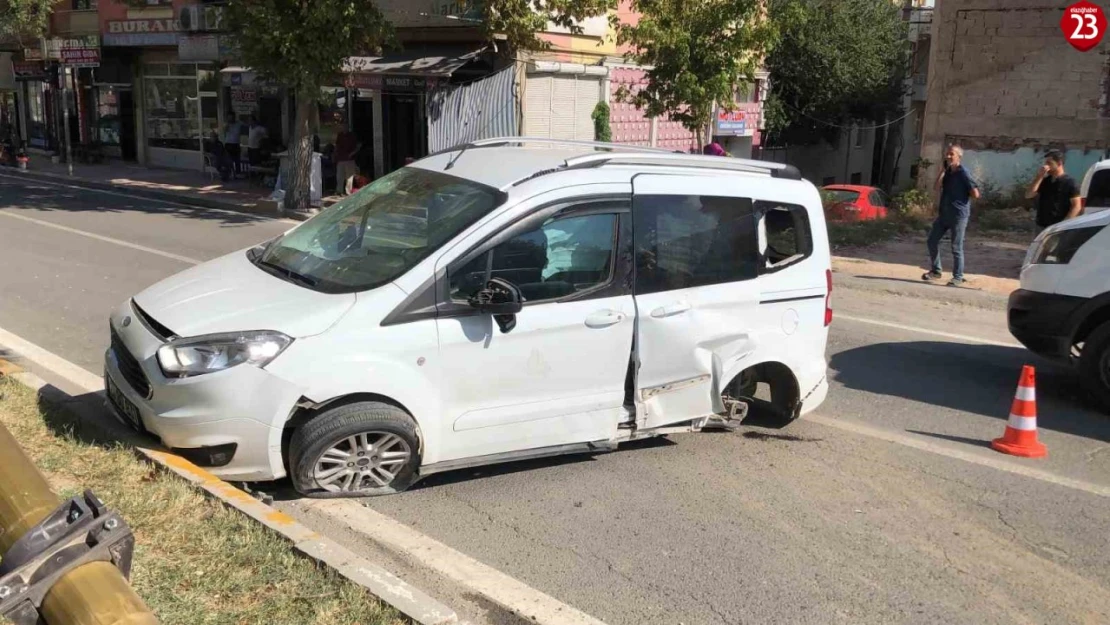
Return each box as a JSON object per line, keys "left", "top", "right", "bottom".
{"left": 122, "top": 316, "right": 132, "bottom": 328}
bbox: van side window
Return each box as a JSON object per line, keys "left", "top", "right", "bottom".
{"left": 758, "top": 201, "right": 813, "bottom": 272}
{"left": 633, "top": 195, "right": 757, "bottom": 295}
{"left": 1088, "top": 170, "right": 1110, "bottom": 208}
{"left": 449, "top": 213, "right": 618, "bottom": 303}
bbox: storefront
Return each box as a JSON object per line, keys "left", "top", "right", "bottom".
{"left": 89, "top": 49, "right": 138, "bottom": 160}
{"left": 141, "top": 59, "right": 218, "bottom": 169}
{"left": 343, "top": 47, "right": 489, "bottom": 178}
{"left": 17, "top": 67, "right": 53, "bottom": 151}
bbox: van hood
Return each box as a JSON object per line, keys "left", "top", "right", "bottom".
{"left": 133, "top": 251, "right": 356, "bottom": 339}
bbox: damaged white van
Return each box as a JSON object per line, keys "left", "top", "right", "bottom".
{"left": 105, "top": 139, "right": 832, "bottom": 496}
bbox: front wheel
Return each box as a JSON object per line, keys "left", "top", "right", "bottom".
{"left": 289, "top": 401, "right": 421, "bottom": 497}
{"left": 1079, "top": 323, "right": 1110, "bottom": 414}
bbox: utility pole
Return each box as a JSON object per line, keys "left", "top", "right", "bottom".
{"left": 62, "top": 66, "right": 73, "bottom": 176}
{"left": 0, "top": 422, "right": 158, "bottom": 625}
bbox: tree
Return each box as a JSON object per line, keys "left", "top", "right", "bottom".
{"left": 616, "top": 0, "right": 778, "bottom": 144}
{"left": 763, "top": 0, "right": 908, "bottom": 145}
{"left": 223, "top": 0, "right": 394, "bottom": 211}
{"left": 480, "top": 0, "right": 617, "bottom": 54}
{"left": 0, "top": 0, "right": 55, "bottom": 45}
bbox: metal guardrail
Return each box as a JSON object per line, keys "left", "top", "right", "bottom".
{"left": 0, "top": 422, "right": 158, "bottom": 625}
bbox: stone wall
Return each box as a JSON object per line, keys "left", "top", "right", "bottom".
{"left": 920, "top": 0, "right": 1110, "bottom": 188}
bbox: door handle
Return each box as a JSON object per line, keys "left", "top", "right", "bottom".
{"left": 650, "top": 301, "right": 691, "bottom": 318}
{"left": 585, "top": 310, "right": 626, "bottom": 328}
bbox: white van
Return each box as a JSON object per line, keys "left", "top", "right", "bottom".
{"left": 1079, "top": 158, "right": 1110, "bottom": 213}
{"left": 105, "top": 139, "right": 832, "bottom": 496}
{"left": 1009, "top": 208, "right": 1110, "bottom": 412}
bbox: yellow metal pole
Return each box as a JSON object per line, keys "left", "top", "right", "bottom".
{"left": 0, "top": 422, "right": 158, "bottom": 625}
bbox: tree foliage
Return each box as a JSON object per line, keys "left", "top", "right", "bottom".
{"left": 0, "top": 0, "right": 55, "bottom": 44}
{"left": 763, "top": 0, "right": 908, "bottom": 145}
{"left": 481, "top": 0, "right": 617, "bottom": 53}
{"left": 223, "top": 0, "right": 394, "bottom": 209}
{"left": 615, "top": 0, "right": 777, "bottom": 139}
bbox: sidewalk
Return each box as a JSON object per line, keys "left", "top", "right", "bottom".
{"left": 4, "top": 159, "right": 336, "bottom": 220}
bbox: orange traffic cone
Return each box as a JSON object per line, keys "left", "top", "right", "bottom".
{"left": 991, "top": 365, "right": 1047, "bottom": 458}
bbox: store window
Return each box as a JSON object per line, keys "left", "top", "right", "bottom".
{"left": 95, "top": 88, "right": 121, "bottom": 146}
{"left": 26, "top": 82, "right": 48, "bottom": 148}
{"left": 144, "top": 62, "right": 214, "bottom": 152}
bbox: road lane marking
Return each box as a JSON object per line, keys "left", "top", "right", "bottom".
{"left": 806, "top": 414, "right": 1109, "bottom": 499}
{"left": 0, "top": 325, "right": 106, "bottom": 392}
{"left": 0, "top": 171, "right": 299, "bottom": 225}
{"left": 0, "top": 210, "right": 202, "bottom": 265}
{"left": 837, "top": 314, "right": 1022, "bottom": 348}
{"left": 304, "top": 499, "right": 608, "bottom": 625}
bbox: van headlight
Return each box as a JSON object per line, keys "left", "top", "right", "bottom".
{"left": 1030, "top": 226, "right": 1103, "bottom": 266}
{"left": 157, "top": 331, "right": 292, "bottom": 378}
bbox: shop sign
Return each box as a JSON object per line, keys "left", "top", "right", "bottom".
{"left": 178, "top": 34, "right": 219, "bottom": 62}
{"left": 230, "top": 85, "right": 258, "bottom": 114}
{"left": 345, "top": 73, "right": 444, "bottom": 93}
{"left": 23, "top": 47, "right": 44, "bottom": 62}
{"left": 50, "top": 36, "right": 101, "bottom": 68}
{"left": 714, "top": 103, "right": 761, "bottom": 137}
{"left": 104, "top": 19, "right": 181, "bottom": 47}
{"left": 13, "top": 61, "right": 47, "bottom": 81}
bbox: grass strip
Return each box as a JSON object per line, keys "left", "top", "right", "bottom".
{"left": 0, "top": 378, "right": 403, "bottom": 625}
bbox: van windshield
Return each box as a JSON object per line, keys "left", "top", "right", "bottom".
{"left": 253, "top": 167, "right": 504, "bottom": 293}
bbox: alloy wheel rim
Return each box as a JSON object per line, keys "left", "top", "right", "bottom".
{"left": 313, "top": 431, "right": 411, "bottom": 492}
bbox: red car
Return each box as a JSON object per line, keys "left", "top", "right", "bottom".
{"left": 821, "top": 184, "right": 889, "bottom": 221}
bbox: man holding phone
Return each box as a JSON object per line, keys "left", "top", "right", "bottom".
{"left": 1025, "top": 149, "right": 1082, "bottom": 229}
{"left": 924, "top": 144, "right": 980, "bottom": 287}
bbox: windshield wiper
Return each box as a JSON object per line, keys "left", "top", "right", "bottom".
{"left": 257, "top": 258, "right": 319, "bottom": 287}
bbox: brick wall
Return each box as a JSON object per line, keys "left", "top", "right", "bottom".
{"left": 920, "top": 0, "right": 1110, "bottom": 187}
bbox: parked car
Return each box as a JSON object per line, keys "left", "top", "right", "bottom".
{"left": 821, "top": 184, "right": 889, "bottom": 221}
{"left": 1079, "top": 158, "right": 1110, "bottom": 213}
{"left": 1009, "top": 208, "right": 1110, "bottom": 412}
{"left": 105, "top": 138, "right": 833, "bottom": 496}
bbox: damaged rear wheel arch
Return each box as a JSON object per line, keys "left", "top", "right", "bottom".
{"left": 723, "top": 361, "right": 801, "bottom": 428}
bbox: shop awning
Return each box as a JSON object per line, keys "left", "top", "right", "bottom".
{"left": 341, "top": 47, "right": 485, "bottom": 76}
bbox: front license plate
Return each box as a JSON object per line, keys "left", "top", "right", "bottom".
{"left": 106, "top": 374, "right": 142, "bottom": 430}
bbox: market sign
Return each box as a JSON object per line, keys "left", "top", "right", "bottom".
{"left": 41, "top": 35, "right": 100, "bottom": 66}
{"left": 345, "top": 73, "right": 445, "bottom": 93}
{"left": 230, "top": 85, "right": 258, "bottom": 115}
{"left": 104, "top": 19, "right": 181, "bottom": 46}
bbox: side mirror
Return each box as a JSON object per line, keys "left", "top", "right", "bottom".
{"left": 468, "top": 278, "right": 523, "bottom": 333}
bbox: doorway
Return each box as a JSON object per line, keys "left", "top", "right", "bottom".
{"left": 119, "top": 90, "right": 136, "bottom": 161}
{"left": 384, "top": 93, "right": 425, "bottom": 172}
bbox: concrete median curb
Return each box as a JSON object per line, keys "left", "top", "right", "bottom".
{"left": 0, "top": 358, "right": 460, "bottom": 625}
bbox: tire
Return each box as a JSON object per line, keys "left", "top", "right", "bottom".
{"left": 289, "top": 401, "right": 421, "bottom": 497}
{"left": 1079, "top": 323, "right": 1110, "bottom": 414}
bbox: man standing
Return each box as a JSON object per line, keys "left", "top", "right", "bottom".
{"left": 1025, "top": 149, "right": 1083, "bottom": 229}
{"left": 923, "top": 144, "right": 980, "bottom": 287}
{"left": 223, "top": 115, "right": 244, "bottom": 174}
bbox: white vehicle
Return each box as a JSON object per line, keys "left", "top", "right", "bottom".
{"left": 1079, "top": 158, "right": 1110, "bottom": 213}
{"left": 105, "top": 138, "right": 832, "bottom": 496}
{"left": 1010, "top": 208, "right": 1110, "bottom": 412}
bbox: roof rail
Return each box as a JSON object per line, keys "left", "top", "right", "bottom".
{"left": 562, "top": 152, "right": 803, "bottom": 180}
{"left": 465, "top": 136, "right": 676, "bottom": 154}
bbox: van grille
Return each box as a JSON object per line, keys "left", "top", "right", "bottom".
{"left": 111, "top": 325, "right": 151, "bottom": 398}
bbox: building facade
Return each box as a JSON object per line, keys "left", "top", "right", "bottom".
{"left": 920, "top": 0, "right": 1110, "bottom": 192}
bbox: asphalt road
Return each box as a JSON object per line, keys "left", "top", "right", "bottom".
{"left": 2, "top": 174, "right": 1108, "bottom": 625}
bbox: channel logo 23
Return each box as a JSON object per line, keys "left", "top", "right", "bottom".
{"left": 1062, "top": 0, "right": 1107, "bottom": 51}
